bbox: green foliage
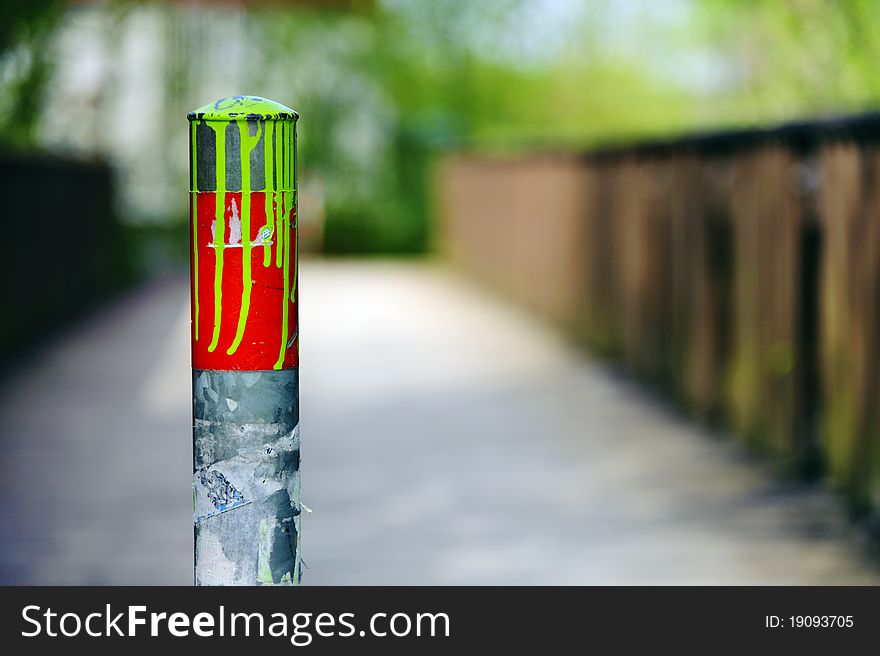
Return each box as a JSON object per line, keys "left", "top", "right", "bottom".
{"left": 0, "top": 0, "right": 64, "bottom": 147}
{"left": 7, "top": 1, "right": 880, "bottom": 252}
{"left": 693, "top": 0, "right": 880, "bottom": 122}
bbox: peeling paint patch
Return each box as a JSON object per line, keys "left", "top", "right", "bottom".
{"left": 198, "top": 467, "right": 245, "bottom": 511}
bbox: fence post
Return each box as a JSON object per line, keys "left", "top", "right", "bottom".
{"left": 188, "top": 96, "right": 301, "bottom": 585}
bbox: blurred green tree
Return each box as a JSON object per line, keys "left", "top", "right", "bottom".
{"left": 0, "top": 0, "right": 64, "bottom": 147}
{"left": 5, "top": 0, "right": 880, "bottom": 253}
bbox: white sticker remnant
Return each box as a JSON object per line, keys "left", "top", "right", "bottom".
{"left": 228, "top": 198, "right": 242, "bottom": 246}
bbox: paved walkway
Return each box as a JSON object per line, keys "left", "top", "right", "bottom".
{"left": 1, "top": 261, "right": 877, "bottom": 584}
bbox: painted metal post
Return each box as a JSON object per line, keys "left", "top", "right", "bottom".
{"left": 188, "top": 96, "right": 301, "bottom": 585}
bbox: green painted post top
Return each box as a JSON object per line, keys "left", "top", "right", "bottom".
{"left": 188, "top": 95, "right": 299, "bottom": 123}
{"left": 188, "top": 96, "right": 298, "bottom": 193}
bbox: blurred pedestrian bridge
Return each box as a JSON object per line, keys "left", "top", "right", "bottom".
{"left": 0, "top": 258, "right": 877, "bottom": 584}
{"left": 3, "top": 116, "right": 880, "bottom": 584}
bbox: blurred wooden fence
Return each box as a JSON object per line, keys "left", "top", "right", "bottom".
{"left": 437, "top": 116, "right": 880, "bottom": 514}
{"left": 0, "top": 153, "right": 131, "bottom": 365}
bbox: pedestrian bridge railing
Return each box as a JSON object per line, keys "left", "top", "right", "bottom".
{"left": 437, "top": 114, "right": 880, "bottom": 515}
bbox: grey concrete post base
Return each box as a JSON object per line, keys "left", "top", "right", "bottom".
{"left": 192, "top": 369, "right": 301, "bottom": 585}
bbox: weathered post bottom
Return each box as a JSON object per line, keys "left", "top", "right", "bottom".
{"left": 193, "top": 369, "right": 301, "bottom": 585}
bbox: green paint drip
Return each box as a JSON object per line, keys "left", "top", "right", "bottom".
{"left": 227, "top": 121, "right": 263, "bottom": 356}
{"left": 262, "top": 122, "right": 275, "bottom": 267}
{"left": 288, "top": 126, "right": 297, "bottom": 304}
{"left": 274, "top": 190, "right": 291, "bottom": 370}
{"left": 274, "top": 195, "right": 284, "bottom": 268}
{"left": 290, "top": 193, "right": 297, "bottom": 303}
{"left": 290, "top": 127, "right": 297, "bottom": 304}
{"left": 192, "top": 194, "right": 200, "bottom": 340}
{"left": 190, "top": 120, "right": 197, "bottom": 190}
{"left": 191, "top": 121, "right": 200, "bottom": 340}
{"left": 208, "top": 123, "right": 226, "bottom": 353}
{"left": 274, "top": 123, "right": 284, "bottom": 268}
{"left": 288, "top": 119, "right": 294, "bottom": 189}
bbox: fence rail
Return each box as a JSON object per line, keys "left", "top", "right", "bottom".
{"left": 437, "top": 114, "right": 880, "bottom": 514}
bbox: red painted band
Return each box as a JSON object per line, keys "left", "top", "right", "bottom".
{"left": 190, "top": 191, "right": 298, "bottom": 370}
